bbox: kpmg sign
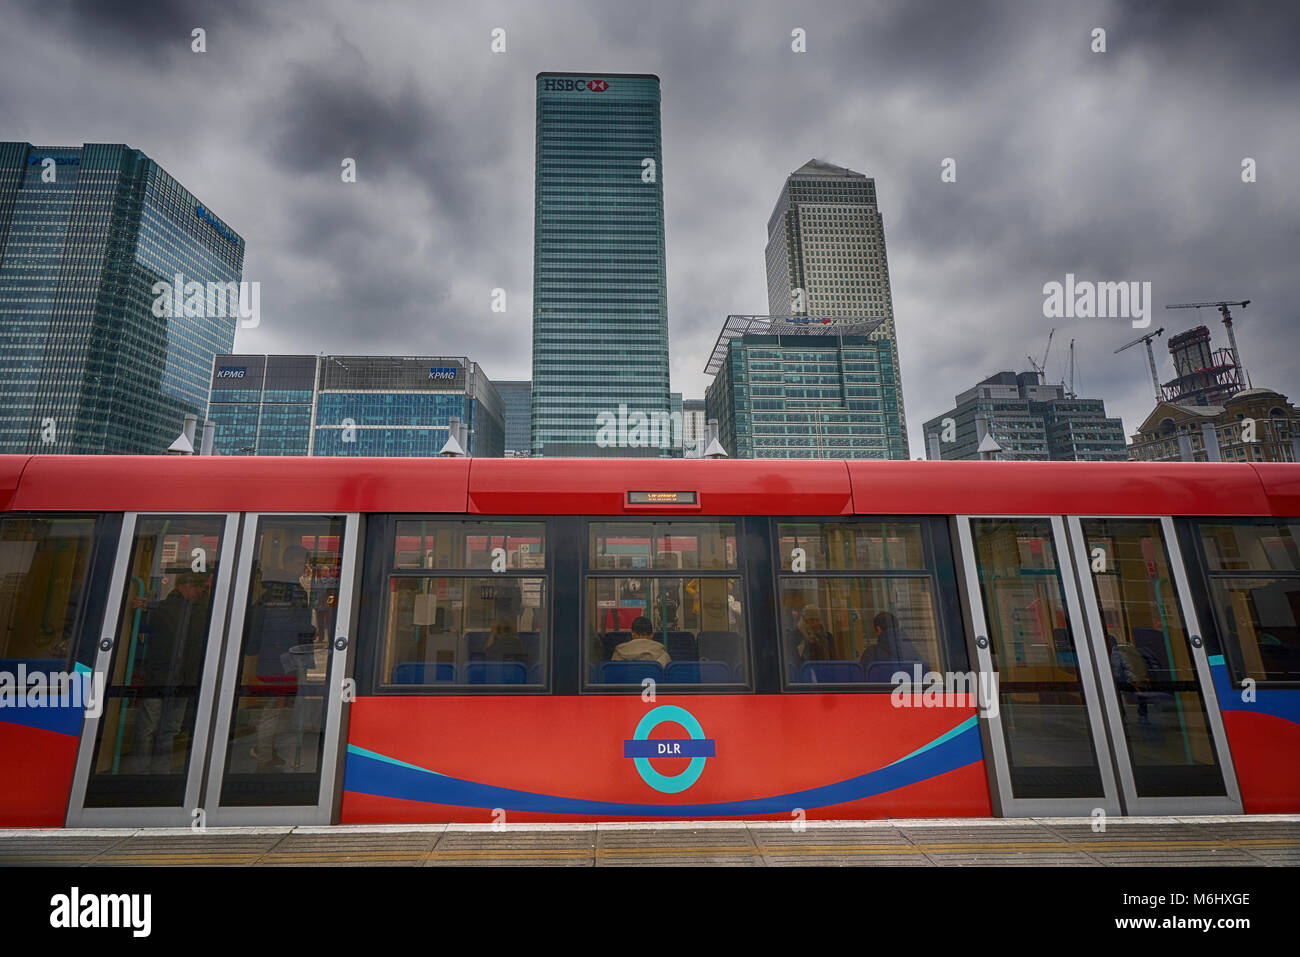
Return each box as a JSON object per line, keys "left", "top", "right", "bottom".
{"left": 428, "top": 367, "right": 458, "bottom": 381}
{"left": 541, "top": 77, "right": 609, "bottom": 92}
{"left": 195, "top": 204, "right": 241, "bottom": 247}
{"left": 216, "top": 367, "right": 247, "bottom": 379}
{"left": 28, "top": 154, "right": 80, "bottom": 166}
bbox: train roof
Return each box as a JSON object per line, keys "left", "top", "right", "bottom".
{"left": 1, "top": 455, "right": 1295, "bottom": 517}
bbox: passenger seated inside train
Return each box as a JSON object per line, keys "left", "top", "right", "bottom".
{"left": 859, "top": 612, "right": 921, "bottom": 670}
{"left": 484, "top": 619, "right": 528, "bottom": 663}
{"left": 612, "top": 616, "right": 671, "bottom": 667}
{"left": 788, "top": 606, "right": 833, "bottom": 662}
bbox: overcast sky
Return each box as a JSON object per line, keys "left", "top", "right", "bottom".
{"left": 5, "top": 0, "right": 1298, "bottom": 454}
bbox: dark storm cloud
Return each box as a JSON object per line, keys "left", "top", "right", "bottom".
{"left": 17, "top": 0, "right": 268, "bottom": 58}
{"left": 2, "top": 0, "right": 1296, "bottom": 450}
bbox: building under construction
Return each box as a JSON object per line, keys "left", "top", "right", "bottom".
{"left": 1161, "top": 326, "right": 1245, "bottom": 407}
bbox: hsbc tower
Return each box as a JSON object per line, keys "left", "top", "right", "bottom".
{"left": 531, "top": 73, "right": 672, "bottom": 457}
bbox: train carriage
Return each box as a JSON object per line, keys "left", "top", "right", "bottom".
{"left": 0, "top": 454, "right": 1296, "bottom": 827}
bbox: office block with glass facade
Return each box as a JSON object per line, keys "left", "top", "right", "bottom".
{"left": 0, "top": 142, "right": 244, "bottom": 453}
{"left": 766, "top": 159, "right": 908, "bottom": 457}
{"left": 207, "top": 355, "right": 505, "bottom": 457}
{"left": 704, "top": 316, "right": 904, "bottom": 459}
{"left": 531, "top": 73, "right": 671, "bottom": 457}
{"left": 496, "top": 380, "right": 532, "bottom": 456}
{"left": 923, "top": 371, "right": 1126, "bottom": 461}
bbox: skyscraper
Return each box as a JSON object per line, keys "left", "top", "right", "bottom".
{"left": 531, "top": 73, "right": 670, "bottom": 457}
{"left": 0, "top": 142, "right": 244, "bottom": 454}
{"left": 765, "top": 160, "right": 908, "bottom": 457}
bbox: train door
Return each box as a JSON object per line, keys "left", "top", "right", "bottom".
{"left": 67, "top": 513, "right": 239, "bottom": 826}
{"left": 202, "top": 513, "right": 360, "bottom": 825}
{"left": 1064, "top": 516, "right": 1241, "bottom": 814}
{"left": 67, "top": 512, "right": 361, "bottom": 826}
{"left": 955, "top": 516, "right": 1123, "bottom": 816}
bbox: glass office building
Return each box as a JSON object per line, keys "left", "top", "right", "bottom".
{"left": 531, "top": 73, "right": 671, "bottom": 457}
{"left": 922, "top": 371, "right": 1126, "bottom": 461}
{"left": 765, "top": 160, "right": 908, "bottom": 458}
{"left": 704, "top": 316, "right": 905, "bottom": 459}
{"left": 207, "top": 355, "right": 505, "bottom": 457}
{"left": 496, "top": 380, "right": 532, "bottom": 456}
{"left": 0, "top": 142, "right": 244, "bottom": 453}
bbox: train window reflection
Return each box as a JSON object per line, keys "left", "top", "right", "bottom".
{"left": 393, "top": 521, "right": 545, "bottom": 570}
{"left": 780, "top": 577, "right": 940, "bottom": 684}
{"left": 1196, "top": 520, "right": 1300, "bottom": 572}
{"left": 1208, "top": 578, "right": 1300, "bottom": 682}
{"left": 383, "top": 577, "right": 547, "bottom": 688}
{"left": 86, "top": 515, "right": 226, "bottom": 809}
{"left": 970, "top": 518, "right": 1104, "bottom": 799}
{"left": 590, "top": 522, "right": 737, "bottom": 570}
{"left": 1198, "top": 521, "right": 1300, "bottom": 684}
{"left": 778, "top": 521, "right": 925, "bottom": 571}
{"left": 220, "top": 516, "right": 345, "bottom": 807}
{"left": 1081, "top": 518, "right": 1224, "bottom": 797}
{"left": 1199, "top": 522, "right": 1299, "bottom": 572}
{"left": 0, "top": 516, "right": 98, "bottom": 670}
{"left": 585, "top": 575, "right": 747, "bottom": 688}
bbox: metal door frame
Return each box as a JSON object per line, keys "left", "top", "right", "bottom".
{"left": 66, "top": 511, "right": 241, "bottom": 827}
{"left": 203, "top": 512, "right": 361, "bottom": 825}
{"left": 955, "top": 514, "right": 1122, "bottom": 817}
{"left": 1065, "top": 514, "right": 1243, "bottom": 815}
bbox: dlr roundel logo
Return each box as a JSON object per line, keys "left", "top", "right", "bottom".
{"left": 622, "top": 705, "right": 716, "bottom": 794}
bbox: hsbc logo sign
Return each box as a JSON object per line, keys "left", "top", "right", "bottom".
{"left": 543, "top": 78, "right": 608, "bottom": 92}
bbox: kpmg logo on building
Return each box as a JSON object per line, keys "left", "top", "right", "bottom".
{"left": 194, "top": 204, "right": 241, "bottom": 246}
{"left": 28, "top": 154, "right": 80, "bottom": 166}
{"left": 216, "top": 367, "right": 247, "bottom": 379}
{"left": 542, "top": 77, "right": 608, "bottom": 92}
{"left": 428, "top": 367, "right": 458, "bottom": 381}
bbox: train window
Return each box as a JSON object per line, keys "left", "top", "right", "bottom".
{"left": 777, "top": 520, "right": 947, "bottom": 688}
{"left": 585, "top": 522, "right": 747, "bottom": 689}
{"left": 589, "top": 522, "right": 737, "bottom": 570}
{"left": 1199, "top": 521, "right": 1300, "bottom": 683}
{"left": 382, "top": 578, "right": 547, "bottom": 688}
{"left": 220, "top": 516, "right": 346, "bottom": 806}
{"left": 969, "top": 518, "right": 1104, "bottom": 798}
{"left": 86, "top": 515, "right": 227, "bottom": 808}
{"left": 1080, "top": 518, "right": 1225, "bottom": 796}
{"left": 1200, "top": 522, "right": 1299, "bottom": 572}
{"left": 383, "top": 521, "right": 549, "bottom": 690}
{"left": 778, "top": 521, "right": 924, "bottom": 571}
{"left": 393, "top": 520, "right": 546, "bottom": 570}
{"left": 0, "top": 516, "right": 98, "bottom": 670}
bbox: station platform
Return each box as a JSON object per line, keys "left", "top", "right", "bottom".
{"left": 3, "top": 815, "right": 1298, "bottom": 867}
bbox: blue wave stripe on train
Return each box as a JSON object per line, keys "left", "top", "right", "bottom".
{"left": 1209, "top": 656, "right": 1300, "bottom": 725}
{"left": 0, "top": 661, "right": 93, "bottom": 737}
{"left": 344, "top": 716, "right": 982, "bottom": 816}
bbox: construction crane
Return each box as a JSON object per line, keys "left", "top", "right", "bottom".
{"left": 1165, "top": 300, "right": 1250, "bottom": 386}
{"left": 1066, "top": 339, "right": 1076, "bottom": 398}
{"left": 1114, "top": 327, "right": 1165, "bottom": 403}
{"left": 1027, "top": 328, "right": 1055, "bottom": 381}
